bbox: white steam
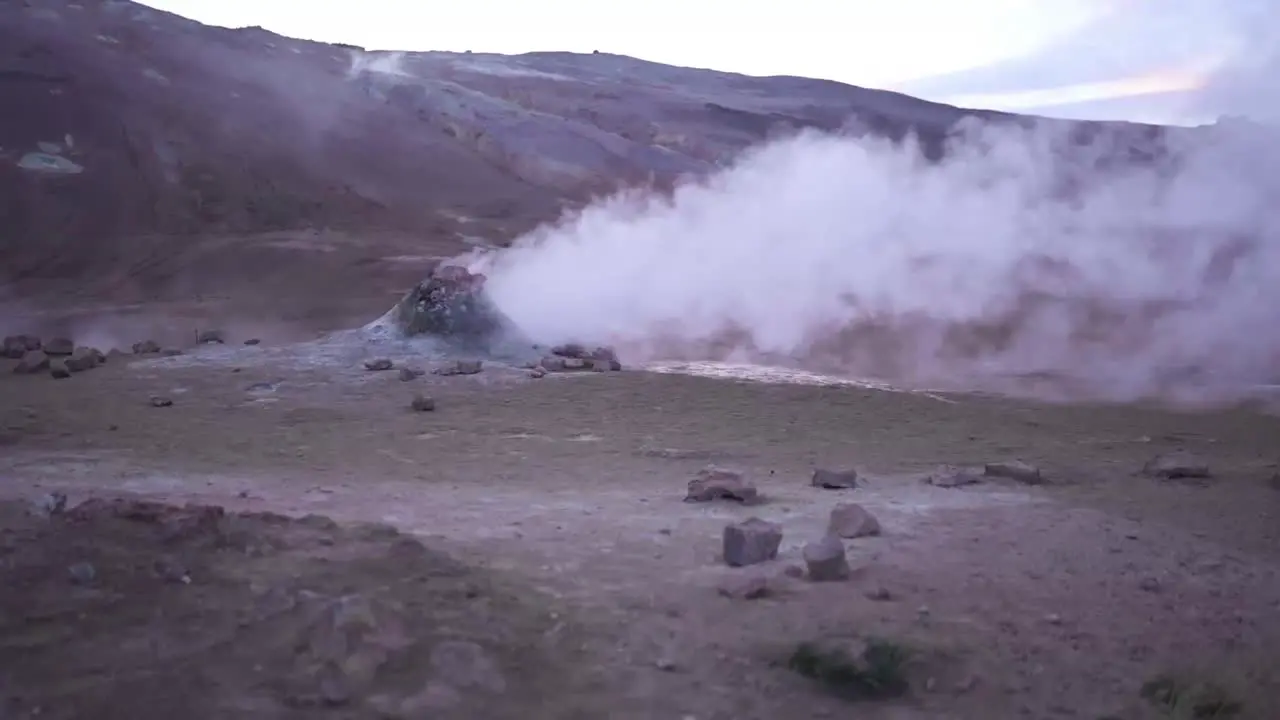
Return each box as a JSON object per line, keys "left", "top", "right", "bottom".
{"left": 480, "top": 119, "right": 1280, "bottom": 403}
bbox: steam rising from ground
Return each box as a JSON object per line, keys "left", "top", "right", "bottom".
{"left": 481, "top": 120, "right": 1280, "bottom": 404}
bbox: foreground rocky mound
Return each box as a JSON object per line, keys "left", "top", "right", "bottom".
{"left": 0, "top": 497, "right": 586, "bottom": 719}
{"left": 393, "top": 265, "right": 517, "bottom": 348}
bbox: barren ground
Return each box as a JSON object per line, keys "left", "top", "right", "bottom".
{"left": 3, "top": 311, "right": 1279, "bottom": 720}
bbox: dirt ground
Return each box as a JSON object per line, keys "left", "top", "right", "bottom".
{"left": 2, "top": 329, "right": 1279, "bottom": 720}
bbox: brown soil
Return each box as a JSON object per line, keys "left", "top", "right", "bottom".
{"left": 2, "top": 330, "right": 1278, "bottom": 720}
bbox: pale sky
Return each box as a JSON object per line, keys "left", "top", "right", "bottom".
{"left": 137, "top": 0, "right": 1277, "bottom": 126}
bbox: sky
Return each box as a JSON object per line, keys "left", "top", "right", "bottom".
{"left": 136, "top": 0, "right": 1277, "bottom": 126}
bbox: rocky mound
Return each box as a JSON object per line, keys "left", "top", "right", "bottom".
{"left": 0, "top": 496, "right": 588, "bottom": 719}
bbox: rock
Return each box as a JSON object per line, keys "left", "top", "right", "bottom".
{"left": 364, "top": 358, "right": 394, "bottom": 371}
{"left": 106, "top": 348, "right": 126, "bottom": 360}
{"left": 49, "top": 359, "right": 71, "bottom": 379}
{"left": 65, "top": 346, "right": 102, "bottom": 372}
{"left": 44, "top": 337, "right": 74, "bottom": 356}
{"left": 132, "top": 339, "right": 161, "bottom": 354}
{"left": 802, "top": 536, "right": 851, "bottom": 582}
{"left": 410, "top": 394, "right": 436, "bottom": 412}
{"left": 926, "top": 465, "right": 984, "bottom": 487}
{"left": 827, "top": 503, "right": 881, "bottom": 539}
{"left": 864, "top": 585, "right": 895, "bottom": 601}
{"left": 717, "top": 573, "right": 772, "bottom": 599}
{"left": 428, "top": 640, "right": 506, "bottom": 693}
{"left": 985, "top": 460, "right": 1043, "bottom": 484}
{"left": 434, "top": 359, "right": 483, "bottom": 376}
{"left": 398, "top": 367, "right": 423, "bottom": 382}
{"left": 160, "top": 348, "right": 184, "bottom": 357}
{"left": 394, "top": 265, "right": 521, "bottom": 351}
{"left": 1141, "top": 451, "right": 1210, "bottom": 480}
{"left": 529, "top": 367, "right": 547, "bottom": 379}
{"left": 589, "top": 357, "right": 622, "bottom": 372}
{"left": 2, "top": 334, "right": 38, "bottom": 358}
{"left": 150, "top": 395, "right": 174, "bottom": 407}
{"left": 197, "top": 329, "right": 224, "bottom": 344}
{"left": 685, "top": 466, "right": 759, "bottom": 504}
{"left": 244, "top": 338, "right": 261, "bottom": 345}
{"left": 540, "top": 356, "right": 567, "bottom": 371}
{"left": 13, "top": 350, "right": 50, "bottom": 374}
{"left": 722, "top": 517, "right": 783, "bottom": 567}
{"left": 812, "top": 467, "right": 859, "bottom": 489}
{"left": 32, "top": 491, "right": 68, "bottom": 516}
{"left": 67, "top": 561, "right": 96, "bottom": 584}
{"left": 550, "top": 343, "right": 588, "bottom": 358}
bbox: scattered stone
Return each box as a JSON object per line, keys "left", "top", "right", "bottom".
{"left": 589, "top": 357, "right": 622, "bottom": 372}
{"left": 1141, "top": 451, "right": 1211, "bottom": 480}
{"left": 48, "top": 359, "right": 71, "bottom": 379}
{"left": 655, "top": 658, "right": 679, "bottom": 672}
{"left": 398, "top": 367, "right": 424, "bottom": 382}
{"left": 132, "top": 339, "right": 161, "bottom": 354}
{"left": 197, "top": 329, "right": 225, "bottom": 344}
{"left": 1138, "top": 576, "right": 1163, "bottom": 593}
{"left": 540, "top": 356, "right": 567, "bottom": 371}
{"left": 529, "top": 367, "right": 547, "bottom": 379}
{"left": 43, "top": 337, "right": 74, "bottom": 356}
{"left": 65, "top": 346, "right": 102, "bottom": 372}
{"left": 153, "top": 556, "right": 191, "bottom": 584}
{"left": 244, "top": 338, "right": 261, "bottom": 346}
{"left": 67, "top": 561, "right": 96, "bottom": 584}
{"left": 106, "top": 348, "right": 126, "bottom": 360}
{"left": 722, "top": 517, "right": 783, "bottom": 567}
{"left": 561, "top": 357, "right": 589, "bottom": 371}
{"left": 150, "top": 395, "right": 174, "bottom": 407}
{"left": 811, "top": 467, "right": 859, "bottom": 490}
{"left": 985, "top": 460, "right": 1044, "bottom": 484}
{"left": 685, "top": 466, "right": 759, "bottom": 504}
{"left": 410, "top": 394, "right": 436, "bottom": 412}
{"left": 160, "top": 348, "right": 184, "bottom": 357}
{"left": 827, "top": 503, "right": 881, "bottom": 539}
{"left": 802, "top": 535, "right": 851, "bottom": 582}
{"left": 717, "top": 573, "right": 772, "bottom": 600}
{"left": 2, "top": 334, "right": 39, "bottom": 358}
{"left": 434, "top": 359, "right": 483, "bottom": 376}
{"left": 926, "top": 465, "right": 984, "bottom": 488}
{"left": 13, "top": 350, "right": 50, "bottom": 374}
{"left": 364, "top": 358, "right": 394, "bottom": 371}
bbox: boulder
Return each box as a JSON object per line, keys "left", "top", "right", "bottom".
{"left": 1141, "top": 452, "right": 1210, "bottom": 480}
{"left": 722, "top": 517, "right": 783, "bottom": 567}
{"left": 197, "top": 329, "right": 225, "bottom": 344}
{"left": 410, "top": 394, "right": 436, "bottom": 412}
{"left": 685, "top": 466, "right": 759, "bottom": 504}
{"left": 364, "top": 358, "right": 394, "bottom": 371}
{"left": 812, "top": 468, "right": 859, "bottom": 490}
{"left": 2, "top": 334, "right": 39, "bottom": 358}
{"left": 44, "top": 337, "right": 74, "bottom": 356}
{"left": 984, "top": 460, "right": 1043, "bottom": 484}
{"left": 132, "top": 340, "right": 161, "bottom": 354}
{"left": 14, "top": 350, "right": 50, "bottom": 374}
{"left": 49, "top": 359, "right": 71, "bottom": 379}
{"left": 66, "top": 347, "right": 102, "bottom": 372}
{"left": 827, "top": 503, "right": 881, "bottom": 539}
{"left": 433, "top": 359, "right": 483, "bottom": 376}
{"left": 926, "top": 465, "right": 984, "bottom": 488}
{"left": 802, "top": 536, "right": 851, "bottom": 582}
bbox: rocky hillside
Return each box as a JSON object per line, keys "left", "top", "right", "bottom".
{"left": 1, "top": 0, "right": 1176, "bottom": 290}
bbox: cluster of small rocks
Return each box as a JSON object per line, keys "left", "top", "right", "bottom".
{"left": 5, "top": 333, "right": 109, "bottom": 379}
{"left": 682, "top": 465, "right": 882, "bottom": 589}
{"left": 527, "top": 343, "right": 622, "bottom": 378}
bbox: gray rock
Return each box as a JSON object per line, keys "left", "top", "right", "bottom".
{"left": 985, "top": 460, "right": 1043, "bottom": 484}
{"left": 68, "top": 561, "right": 96, "bottom": 584}
{"left": 802, "top": 535, "right": 851, "bottom": 582}
{"left": 540, "top": 356, "right": 567, "bottom": 371}
{"left": 722, "top": 517, "right": 783, "bottom": 567}
{"left": 49, "top": 358, "right": 71, "bottom": 379}
{"left": 33, "top": 491, "right": 67, "bottom": 516}
{"left": 410, "top": 394, "right": 436, "bottom": 412}
{"left": 44, "top": 337, "right": 74, "bottom": 356}
{"left": 433, "top": 359, "right": 483, "bottom": 376}
{"left": 244, "top": 338, "right": 261, "bottom": 346}
{"left": 132, "top": 339, "right": 161, "bottom": 354}
{"left": 1141, "top": 451, "right": 1210, "bottom": 480}
{"left": 160, "top": 348, "right": 184, "bottom": 357}
{"left": 827, "top": 503, "right": 881, "bottom": 539}
{"left": 927, "top": 465, "right": 984, "bottom": 487}
{"left": 197, "top": 329, "right": 225, "bottom": 344}
{"left": 398, "top": 367, "right": 423, "bottom": 382}
{"left": 14, "top": 350, "right": 50, "bottom": 374}
{"left": 685, "top": 466, "right": 759, "bottom": 504}
{"left": 812, "top": 467, "right": 859, "bottom": 489}
{"left": 364, "top": 358, "right": 394, "bottom": 371}
{"left": 2, "top": 334, "right": 38, "bottom": 358}
{"left": 65, "top": 346, "right": 102, "bottom": 372}
{"left": 717, "top": 573, "right": 772, "bottom": 599}
{"left": 550, "top": 343, "right": 588, "bottom": 358}
{"left": 150, "top": 395, "right": 174, "bottom": 407}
